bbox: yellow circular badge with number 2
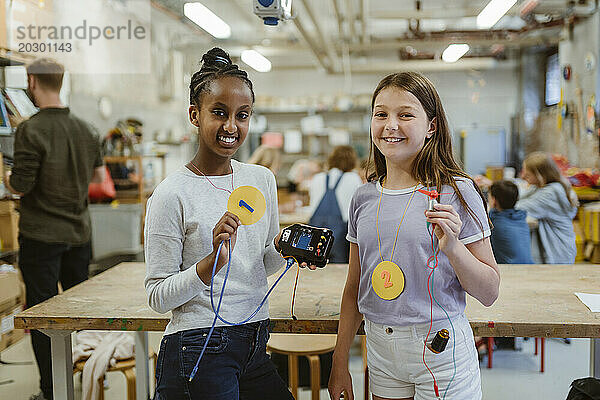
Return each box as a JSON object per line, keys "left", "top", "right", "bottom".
{"left": 227, "top": 186, "right": 266, "bottom": 225}
{"left": 371, "top": 261, "right": 405, "bottom": 300}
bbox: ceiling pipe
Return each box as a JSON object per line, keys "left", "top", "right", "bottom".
{"left": 292, "top": 15, "right": 333, "bottom": 73}
{"left": 344, "top": 36, "right": 559, "bottom": 52}
{"left": 343, "top": 18, "right": 566, "bottom": 53}
{"left": 331, "top": 0, "right": 346, "bottom": 42}
{"left": 359, "top": 0, "right": 369, "bottom": 44}
{"left": 342, "top": 42, "right": 352, "bottom": 93}
{"left": 150, "top": 0, "right": 212, "bottom": 38}
{"left": 349, "top": 58, "right": 517, "bottom": 73}
{"left": 298, "top": 0, "right": 341, "bottom": 72}
{"left": 272, "top": 57, "right": 518, "bottom": 72}
{"left": 408, "top": 0, "right": 422, "bottom": 37}
{"left": 228, "top": 0, "right": 260, "bottom": 25}
{"left": 345, "top": 0, "right": 358, "bottom": 43}
{"left": 370, "top": 4, "right": 593, "bottom": 19}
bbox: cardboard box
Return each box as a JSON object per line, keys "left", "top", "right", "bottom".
{"left": 0, "top": 303, "right": 25, "bottom": 352}
{"left": 0, "top": 269, "right": 25, "bottom": 352}
{"left": 0, "top": 0, "right": 6, "bottom": 49}
{"left": 591, "top": 244, "right": 600, "bottom": 264}
{"left": 574, "top": 221, "right": 585, "bottom": 262}
{"left": 0, "top": 271, "right": 21, "bottom": 309}
{"left": 0, "top": 210, "right": 18, "bottom": 251}
{"left": 0, "top": 200, "right": 16, "bottom": 215}
{"left": 583, "top": 203, "right": 600, "bottom": 244}
{"left": 485, "top": 166, "right": 504, "bottom": 182}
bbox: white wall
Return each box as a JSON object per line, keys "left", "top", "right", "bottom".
{"left": 65, "top": 7, "right": 198, "bottom": 177}
{"left": 250, "top": 68, "right": 518, "bottom": 135}
{"left": 249, "top": 67, "right": 519, "bottom": 174}
{"left": 558, "top": 12, "right": 600, "bottom": 167}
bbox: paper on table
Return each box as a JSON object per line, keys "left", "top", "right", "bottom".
{"left": 575, "top": 292, "right": 600, "bottom": 312}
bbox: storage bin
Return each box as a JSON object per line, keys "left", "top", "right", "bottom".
{"left": 89, "top": 203, "right": 143, "bottom": 260}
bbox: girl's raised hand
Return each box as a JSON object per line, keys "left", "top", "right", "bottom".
{"left": 212, "top": 212, "right": 241, "bottom": 269}
{"left": 425, "top": 203, "right": 462, "bottom": 252}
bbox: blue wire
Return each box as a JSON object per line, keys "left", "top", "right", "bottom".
{"left": 189, "top": 239, "right": 296, "bottom": 381}
{"left": 209, "top": 248, "right": 295, "bottom": 326}
{"left": 428, "top": 230, "right": 457, "bottom": 400}
{"left": 188, "top": 240, "right": 229, "bottom": 382}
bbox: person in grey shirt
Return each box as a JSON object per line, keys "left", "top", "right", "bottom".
{"left": 518, "top": 152, "right": 578, "bottom": 264}
{"left": 145, "top": 48, "right": 304, "bottom": 400}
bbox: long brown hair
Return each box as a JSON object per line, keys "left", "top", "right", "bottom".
{"left": 523, "top": 152, "right": 578, "bottom": 207}
{"left": 328, "top": 145, "right": 358, "bottom": 172}
{"left": 366, "top": 71, "right": 487, "bottom": 230}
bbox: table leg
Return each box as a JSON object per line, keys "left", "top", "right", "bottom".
{"left": 288, "top": 354, "right": 298, "bottom": 399}
{"left": 135, "top": 331, "right": 150, "bottom": 400}
{"left": 40, "top": 329, "right": 74, "bottom": 400}
{"left": 591, "top": 339, "right": 600, "bottom": 378}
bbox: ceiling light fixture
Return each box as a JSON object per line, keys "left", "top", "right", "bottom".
{"left": 477, "top": 0, "right": 518, "bottom": 29}
{"left": 241, "top": 49, "right": 272, "bottom": 72}
{"left": 183, "top": 2, "right": 231, "bottom": 39}
{"left": 442, "top": 44, "right": 470, "bottom": 63}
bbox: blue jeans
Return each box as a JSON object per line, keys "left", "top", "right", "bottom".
{"left": 155, "top": 319, "right": 293, "bottom": 400}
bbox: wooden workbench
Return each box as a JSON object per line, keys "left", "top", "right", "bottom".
{"left": 14, "top": 262, "right": 600, "bottom": 400}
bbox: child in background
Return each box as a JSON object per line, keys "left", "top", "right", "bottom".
{"left": 518, "top": 152, "right": 578, "bottom": 264}
{"left": 328, "top": 72, "right": 499, "bottom": 400}
{"left": 308, "top": 145, "right": 363, "bottom": 263}
{"left": 488, "top": 180, "right": 534, "bottom": 264}
{"left": 247, "top": 144, "right": 282, "bottom": 174}
{"left": 144, "top": 48, "right": 295, "bottom": 400}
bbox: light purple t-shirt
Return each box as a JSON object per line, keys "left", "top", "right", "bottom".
{"left": 347, "top": 178, "right": 491, "bottom": 326}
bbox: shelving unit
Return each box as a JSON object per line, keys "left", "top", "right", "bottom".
{"left": 0, "top": 49, "right": 34, "bottom": 179}
{"left": 103, "top": 154, "right": 166, "bottom": 204}
{"left": 253, "top": 106, "right": 371, "bottom": 186}
{"left": 0, "top": 48, "right": 31, "bottom": 67}
{"left": 255, "top": 108, "right": 370, "bottom": 154}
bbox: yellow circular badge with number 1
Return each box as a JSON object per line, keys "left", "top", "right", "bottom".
{"left": 371, "top": 261, "right": 405, "bottom": 300}
{"left": 227, "top": 186, "right": 266, "bottom": 225}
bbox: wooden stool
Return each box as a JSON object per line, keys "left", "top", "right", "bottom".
{"left": 267, "top": 334, "right": 337, "bottom": 400}
{"left": 73, "top": 349, "right": 157, "bottom": 400}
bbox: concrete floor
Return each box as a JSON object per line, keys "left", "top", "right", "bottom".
{"left": 0, "top": 333, "right": 591, "bottom": 400}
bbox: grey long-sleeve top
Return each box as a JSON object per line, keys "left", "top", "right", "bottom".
{"left": 516, "top": 182, "right": 577, "bottom": 264}
{"left": 144, "top": 160, "right": 286, "bottom": 335}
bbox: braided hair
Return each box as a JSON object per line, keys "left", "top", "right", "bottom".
{"left": 189, "top": 47, "right": 255, "bottom": 107}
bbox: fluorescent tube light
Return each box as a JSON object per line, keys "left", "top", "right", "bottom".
{"left": 241, "top": 49, "right": 272, "bottom": 72}
{"left": 477, "top": 0, "right": 518, "bottom": 28}
{"left": 184, "top": 2, "right": 231, "bottom": 39}
{"left": 442, "top": 44, "right": 470, "bottom": 63}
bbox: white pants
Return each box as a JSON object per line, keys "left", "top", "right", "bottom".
{"left": 364, "top": 313, "right": 482, "bottom": 400}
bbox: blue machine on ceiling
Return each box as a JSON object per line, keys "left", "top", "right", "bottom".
{"left": 253, "top": 0, "right": 292, "bottom": 25}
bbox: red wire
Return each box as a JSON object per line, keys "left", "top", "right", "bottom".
{"left": 188, "top": 162, "right": 234, "bottom": 194}
{"left": 423, "top": 223, "right": 441, "bottom": 398}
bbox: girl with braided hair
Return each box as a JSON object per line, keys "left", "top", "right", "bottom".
{"left": 144, "top": 48, "right": 294, "bottom": 399}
